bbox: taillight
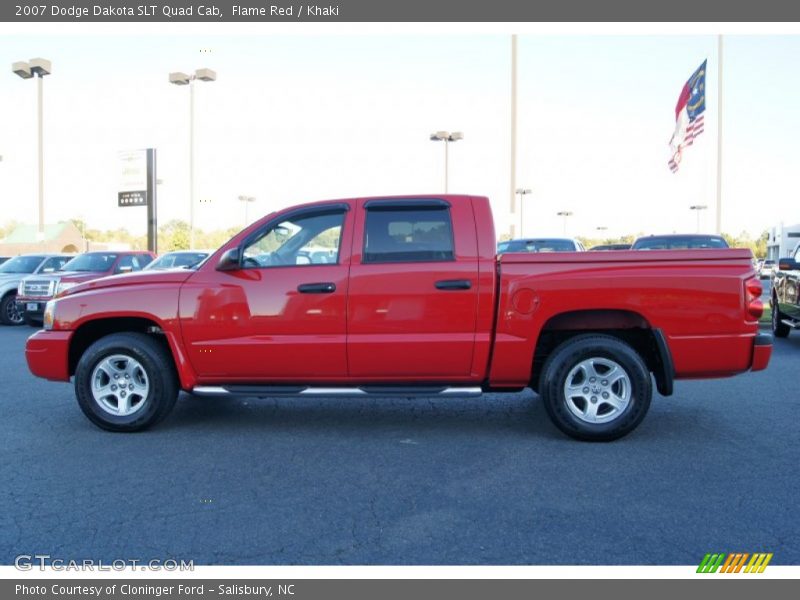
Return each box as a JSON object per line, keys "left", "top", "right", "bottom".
{"left": 745, "top": 277, "right": 763, "bottom": 320}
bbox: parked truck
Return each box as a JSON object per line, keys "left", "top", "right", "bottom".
{"left": 25, "top": 195, "right": 771, "bottom": 440}
{"left": 771, "top": 245, "right": 800, "bottom": 338}
{"left": 16, "top": 251, "right": 154, "bottom": 327}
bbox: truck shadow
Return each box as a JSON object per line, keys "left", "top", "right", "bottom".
{"left": 158, "top": 390, "right": 703, "bottom": 441}
{"left": 162, "top": 391, "right": 565, "bottom": 439}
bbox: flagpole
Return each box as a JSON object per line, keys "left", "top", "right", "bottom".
{"left": 510, "top": 33, "right": 518, "bottom": 238}
{"left": 715, "top": 34, "right": 723, "bottom": 235}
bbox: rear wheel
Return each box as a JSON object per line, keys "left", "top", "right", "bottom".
{"left": 539, "top": 334, "right": 652, "bottom": 442}
{"left": 75, "top": 332, "right": 179, "bottom": 432}
{"left": 0, "top": 293, "right": 24, "bottom": 326}
{"left": 771, "top": 298, "right": 791, "bottom": 338}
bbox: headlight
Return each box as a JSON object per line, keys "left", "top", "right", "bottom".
{"left": 56, "top": 281, "right": 77, "bottom": 295}
{"left": 43, "top": 300, "right": 56, "bottom": 330}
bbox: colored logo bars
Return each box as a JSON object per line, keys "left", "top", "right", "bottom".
{"left": 697, "top": 552, "right": 773, "bottom": 573}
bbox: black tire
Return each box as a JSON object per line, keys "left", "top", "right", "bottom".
{"left": 23, "top": 314, "right": 42, "bottom": 328}
{"left": 0, "top": 293, "right": 24, "bottom": 326}
{"left": 771, "top": 298, "right": 791, "bottom": 338}
{"left": 539, "top": 334, "right": 652, "bottom": 442}
{"left": 75, "top": 332, "right": 179, "bottom": 432}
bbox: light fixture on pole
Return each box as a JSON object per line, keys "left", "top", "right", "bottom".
{"left": 429, "top": 131, "right": 463, "bottom": 193}
{"left": 515, "top": 188, "right": 532, "bottom": 237}
{"left": 12, "top": 57, "right": 51, "bottom": 239}
{"left": 557, "top": 210, "right": 574, "bottom": 235}
{"left": 238, "top": 195, "right": 256, "bottom": 227}
{"left": 169, "top": 67, "right": 217, "bottom": 249}
{"left": 690, "top": 204, "right": 708, "bottom": 233}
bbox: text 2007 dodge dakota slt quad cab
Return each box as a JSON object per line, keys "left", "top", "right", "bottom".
{"left": 25, "top": 195, "right": 772, "bottom": 441}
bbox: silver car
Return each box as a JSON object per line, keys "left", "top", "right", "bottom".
{"left": 0, "top": 254, "right": 73, "bottom": 325}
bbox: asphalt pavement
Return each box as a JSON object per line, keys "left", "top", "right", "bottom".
{"left": 1, "top": 324, "right": 798, "bottom": 565}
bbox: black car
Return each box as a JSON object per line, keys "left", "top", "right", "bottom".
{"left": 631, "top": 234, "right": 729, "bottom": 250}
{"left": 497, "top": 238, "right": 585, "bottom": 253}
{"left": 589, "top": 243, "right": 631, "bottom": 251}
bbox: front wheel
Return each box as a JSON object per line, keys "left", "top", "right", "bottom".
{"left": 539, "top": 334, "right": 653, "bottom": 442}
{"left": 0, "top": 293, "right": 24, "bottom": 326}
{"left": 75, "top": 332, "right": 179, "bottom": 432}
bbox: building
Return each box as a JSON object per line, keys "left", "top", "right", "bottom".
{"left": 766, "top": 223, "right": 800, "bottom": 260}
{"left": 0, "top": 222, "right": 86, "bottom": 256}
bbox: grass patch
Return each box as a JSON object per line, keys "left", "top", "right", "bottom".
{"left": 760, "top": 303, "right": 772, "bottom": 325}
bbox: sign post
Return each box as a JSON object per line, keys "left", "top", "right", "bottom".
{"left": 118, "top": 148, "right": 158, "bottom": 253}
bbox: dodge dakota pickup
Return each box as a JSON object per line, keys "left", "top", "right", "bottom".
{"left": 25, "top": 195, "right": 772, "bottom": 440}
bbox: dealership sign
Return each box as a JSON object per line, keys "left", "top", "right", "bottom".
{"left": 118, "top": 149, "right": 150, "bottom": 207}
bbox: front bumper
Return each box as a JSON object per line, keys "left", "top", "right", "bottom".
{"left": 16, "top": 297, "right": 50, "bottom": 320}
{"left": 25, "top": 329, "right": 72, "bottom": 382}
{"left": 751, "top": 332, "right": 772, "bottom": 372}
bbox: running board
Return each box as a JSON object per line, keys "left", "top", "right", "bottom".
{"left": 781, "top": 319, "right": 800, "bottom": 329}
{"left": 191, "top": 385, "right": 484, "bottom": 398}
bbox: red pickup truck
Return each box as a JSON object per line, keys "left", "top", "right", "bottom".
{"left": 25, "top": 195, "right": 771, "bottom": 441}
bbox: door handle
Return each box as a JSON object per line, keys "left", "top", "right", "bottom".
{"left": 297, "top": 282, "right": 336, "bottom": 294}
{"left": 435, "top": 279, "right": 472, "bottom": 290}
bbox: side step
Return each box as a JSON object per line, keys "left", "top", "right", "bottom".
{"left": 781, "top": 319, "right": 800, "bottom": 329}
{"left": 191, "top": 385, "right": 484, "bottom": 398}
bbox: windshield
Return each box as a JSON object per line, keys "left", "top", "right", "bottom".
{"left": 633, "top": 236, "right": 728, "bottom": 250}
{"left": 145, "top": 252, "right": 209, "bottom": 270}
{"left": 0, "top": 255, "right": 45, "bottom": 274}
{"left": 61, "top": 253, "right": 118, "bottom": 272}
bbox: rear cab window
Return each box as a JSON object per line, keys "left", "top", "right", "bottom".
{"left": 363, "top": 201, "right": 455, "bottom": 264}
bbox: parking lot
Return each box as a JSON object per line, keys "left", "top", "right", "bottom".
{"left": 1, "top": 323, "right": 798, "bottom": 565}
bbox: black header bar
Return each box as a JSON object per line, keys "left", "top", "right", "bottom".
{"left": 3, "top": 0, "right": 800, "bottom": 22}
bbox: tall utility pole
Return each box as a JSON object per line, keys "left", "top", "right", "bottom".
{"left": 169, "top": 68, "right": 217, "bottom": 249}
{"left": 515, "top": 188, "right": 531, "bottom": 237}
{"left": 429, "top": 131, "right": 463, "bottom": 193}
{"left": 12, "top": 58, "right": 51, "bottom": 238}
{"left": 557, "top": 211, "right": 573, "bottom": 235}
{"left": 715, "top": 35, "right": 724, "bottom": 235}
{"left": 510, "top": 34, "right": 518, "bottom": 238}
{"left": 690, "top": 204, "right": 707, "bottom": 233}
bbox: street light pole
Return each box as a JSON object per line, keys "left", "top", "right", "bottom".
{"left": 430, "top": 131, "right": 463, "bottom": 193}
{"left": 557, "top": 210, "right": 573, "bottom": 235}
{"left": 170, "top": 68, "right": 217, "bottom": 249}
{"left": 238, "top": 195, "right": 256, "bottom": 227}
{"left": 690, "top": 204, "right": 707, "bottom": 233}
{"left": 515, "top": 188, "right": 531, "bottom": 237}
{"left": 13, "top": 57, "right": 51, "bottom": 239}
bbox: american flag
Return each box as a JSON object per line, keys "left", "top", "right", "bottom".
{"left": 669, "top": 60, "right": 707, "bottom": 173}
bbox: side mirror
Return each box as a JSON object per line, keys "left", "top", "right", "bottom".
{"left": 216, "top": 248, "right": 241, "bottom": 271}
{"left": 778, "top": 259, "right": 799, "bottom": 271}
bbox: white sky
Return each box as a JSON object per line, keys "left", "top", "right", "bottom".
{"left": 1, "top": 27, "right": 799, "bottom": 240}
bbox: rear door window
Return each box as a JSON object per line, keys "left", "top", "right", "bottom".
{"left": 363, "top": 206, "right": 454, "bottom": 263}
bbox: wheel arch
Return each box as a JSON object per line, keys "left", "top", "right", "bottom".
{"left": 67, "top": 316, "right": 195, "bottom": 390}
{"left": 530, "top": 309, "right": 674, "bottom": 396}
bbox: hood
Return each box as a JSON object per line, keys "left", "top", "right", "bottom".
{"left": 60, "top": 269, "right": 195, "bottom": 297}
{"left": 0, "top": 272, "right": 30, "bottom": 282}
